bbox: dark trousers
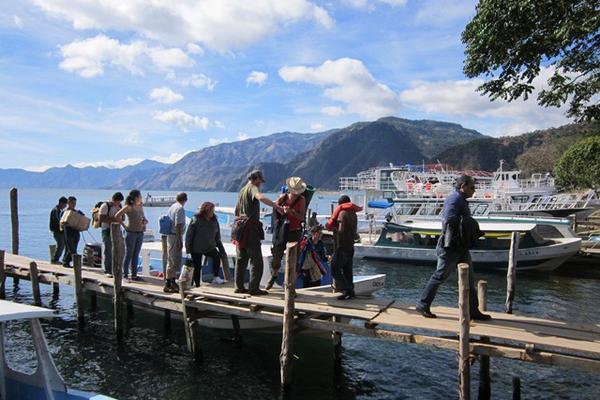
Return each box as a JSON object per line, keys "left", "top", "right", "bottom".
{"left": 52, "top": 231, "right": 65, "bottom": 263}
{"left": 331, "top": 247, "right": 354, "bottom": 294}
{"left": 270, "top": 230, "right": 302, "bottom": 277}
{"left": 62, "top": 230, "right": 80, "bottom": 267}
{"left": 235, "top": 244, "right": 263, "bottom": 292}
{"left": 303, "top": 277, "right": 321, "bottom": 288}
{"left": 191, "top": 249, "right": 221, "bottom": 287}
{"left": 418, "top": 238, "right": 480, "bottom": 313}
{"left": 102, "top": 229, "right": 113, "bottom": 274}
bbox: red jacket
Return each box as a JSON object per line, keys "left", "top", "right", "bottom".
{"left": 326, "top": 203, "right": 362, "bottom": 231}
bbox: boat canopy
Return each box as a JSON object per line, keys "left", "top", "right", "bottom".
{"left": 0, "top": 300, "right": 56, "bottom": 322}
{"left": 368, "top": 200, "right": 393, "bottom": 209}
{"left": 397, "top": 220, "right": 538, "bottom": 233}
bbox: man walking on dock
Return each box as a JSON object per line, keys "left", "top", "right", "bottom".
{"left": 61, "top": 196, "right": 82, "bottom": 268}
{"left": 49, "top": 196, "right": 67, "bottom": 264}
{"left": 416, "top": 175, "right": 491, "bottom": 320}
{"left": 165, "top": 192, "right": 187, "bottom": 293}
{"left": 99, "top": 192, "right": 124, "bottom": 277}
{"left": 234, "top": 170, "right": 282, "bottom": 295}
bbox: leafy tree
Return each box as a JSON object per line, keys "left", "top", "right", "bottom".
{"left": 554, "top": 135, "right": 600, "bottom": 190}
{"left": 462, "top": 0, "right": 600, "bottom": 121}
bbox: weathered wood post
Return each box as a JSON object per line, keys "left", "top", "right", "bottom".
{"left": 0, "top": 250, "right": 5, "bottom": 299}
{"left": 280, "top": 241, "right": 299, "bottom": 391}
{"left": 505, "top": 232, "right": 520, "bottom": 313}
{"left": 73, "top": 255, "right": 85, "bottom": 330}
{"left": 458, "top": 263, "right": 471, "bottom": 400}
{"left": 10, "top": 188, "right": 19, "bottom": 287}
{"left": 48, "top": 245, "right": 60, "bottom": 295}
{"left": 477, "top": 280, "right": 491, "bottom": 400}
{"left": 512, "top": 376, "right": 521, "bottom": 400}
{"left": 178, "top": 271, "right": 202, "bottom": 362}
{"left": 29, "top": 262, "right": 42, "bottom": 306}
{"left": 111, "top": 223, "right": 124, "bottom": 340}
{"left": 332, "top": 316, "right": 342, "bottom": 368}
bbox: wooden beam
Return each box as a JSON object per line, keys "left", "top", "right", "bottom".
{"left": 478, "top": 280, "right": 491, "bottom": 400}
{"left": 73, "top": 255, "right": 85, "bottom": 330}
{"left": 505, "top": 232, "right": 520, "bottom": 313}
{"left": 111, "top": 223, "right": 124, "bottom": 340}
{"left": 458, "top": 263, "right": 471, "bottom": 400}
{"left": 9, "top": 188, "right": 19, "bottom": 288}
{"left": 29, "top": 261, "right": 42, "bottom": 306}
{"left": 280, "top": 241, "right": 299, "bottom": 390}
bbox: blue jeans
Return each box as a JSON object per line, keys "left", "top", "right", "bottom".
{"left": 52, "top": 231, "right": 65, "bottom": 262}
{"left": 418, "top": 237, "right": 480, "bottom": 313}
{"left": 102, "top": 229, "right": 112, "bottom": 274}
{"left": 331, "top": 247, "right": 354, "bottom": 294}
{"left": 123, "top": 231, "right": 144, "bottom": 278}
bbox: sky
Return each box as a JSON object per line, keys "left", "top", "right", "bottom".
{"left": 0, "top": 0, "right": 572, "bottom": 171}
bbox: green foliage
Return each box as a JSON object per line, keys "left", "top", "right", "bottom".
{"left": 462, "top": 0, "right": 600, "bottom": 121}
{"left": 554, "top": 135, "right": 600, "bottom": 190}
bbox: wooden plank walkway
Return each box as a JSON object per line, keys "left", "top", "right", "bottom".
{"left": 3, "top": 252, "right": 600, "bottom": 373}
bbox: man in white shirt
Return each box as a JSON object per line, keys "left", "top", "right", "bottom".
{"left": 165, "top": 192, "right": 187, "bottom": 293}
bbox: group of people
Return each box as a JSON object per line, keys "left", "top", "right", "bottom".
{"left": 50, "top": 169, "right": 491, "bottom": 319}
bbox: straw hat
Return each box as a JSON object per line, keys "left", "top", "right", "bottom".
{"left": 286, "top": 176, "right": 306, "bottom": 195}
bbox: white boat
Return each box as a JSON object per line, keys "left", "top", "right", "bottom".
{"left": 144, "top": 193, "right": 176, "bottom": 207}
{"left": 0, "top": 300, "right": 115, "bottom": 399}
{"left": 354, "top": 217, "right": 581, "bottom": 272}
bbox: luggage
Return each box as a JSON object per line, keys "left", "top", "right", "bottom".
{"left": 158, "top": 214, "right": 172, "bottom": 235}
{"left": 60, "top": 210, "right": 90, "bottom": 232}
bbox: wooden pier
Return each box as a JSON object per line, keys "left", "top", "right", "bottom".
{"left": 2, "top": 249, "right": 600, "bottom": 398}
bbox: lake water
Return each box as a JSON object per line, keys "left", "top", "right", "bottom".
{"left": 0, "top": 188, "right": 598, "bottom": 399}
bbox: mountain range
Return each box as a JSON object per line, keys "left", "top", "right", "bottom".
{"left": 2, "top": 117, "right": 596, "bottom": 191}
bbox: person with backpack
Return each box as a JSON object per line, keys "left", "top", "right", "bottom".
{"left": 60, "top": 196, "right": 84, "bottom": 268}
{"left": 299, "top": 224, "right": 328, "bottom": 288}
{"left": 266, "top": 176, "right": 307, "bottom": 290}
{"left": 114, "top": 189, "right": 148, "bottom": 281}
{"left": 164, "top": 192, "right": 188, "bottom": 293}
{"left": 185, "top": 201, "right": 224, "bottom": 287}
{"left": 49, "top": 196, "right": 68, "bottom": 264}
{"left": 98, "top": 192, "right": 124, "bottom": 277}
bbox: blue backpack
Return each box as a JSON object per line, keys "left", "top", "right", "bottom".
{"left": 159, "top": 214, "right": 172, "bottom": 235}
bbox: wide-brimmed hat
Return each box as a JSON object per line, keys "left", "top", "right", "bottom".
{"left": 247, "top": 170, "right": 265, "bottom": 183}
{"left": 286, "top": 176, "right": 306, "bottom": 195}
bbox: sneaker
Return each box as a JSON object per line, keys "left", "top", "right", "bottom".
{"left": 265, "top": 276, "right": 277, "bottom": 291}
{"left": 415, "top": 305, "right": 437, "bottom": 319}
{"left": 248, "top": 289, "right": 269, "bottom": 296}
{"left": 131, "top": 276, "right": 142, "bottom": 282}
{"left": 211, "top": 276, "right": 225, "bottom": 285}
{"left": 234, "top": 288, "right": 248, "bottom": 294}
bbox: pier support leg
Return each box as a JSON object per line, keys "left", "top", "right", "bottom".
{"left": 29, "top": 261, "right": 42, "bottom": 306}
{"left": 0, "top": 250, "right": 5, "bottom": 300}
{"left": 10, "top": 188, "right": 19, "bottom": 289}
{"left": 50, "top": 246, "right": 59, "bottom": 296}
{"left": 477, "top": 280, "right": 491, "bottom": 400}
{"left": 90, "top": 292, "right": 97, "bottom": 312}
{"left": 512, "top": 377, "right": 521, "bottom": 400}
{"left": 73, "top": 255, "right": 85, "bottom": 330}
{"left": 126, "top": 300, "right": 134, "bottom": 321}
{"left": 280, "top": 241, "right": 299, "bottom": 391}
{"left": 163, "top": 310, "right": 171, "bottom": 334}
{"left": 111, "top": 223, "right": 124, "bottom": 340}
{"left": 505, "top": 232, "right": 520, "bottom": 314}
{"left": 231, "top": 315, "right": 242, "bottom": 343}
{"left": 458, "top": 263, "right": 471, "bottom": 400}
{"left": 332, "top": 316, "right": 342, "bottom": 368}
{"left": 179, "top": 280, "right": 202, "bottom": 362}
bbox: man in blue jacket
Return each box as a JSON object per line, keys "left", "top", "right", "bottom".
{"left": 416, "top": 175, "right": 491, "bottom": 321}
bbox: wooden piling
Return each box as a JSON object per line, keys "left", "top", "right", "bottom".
{"left": 90, "top": 292, "right": 97, "bottom": 312}
{"left": 458, "top": 263, "right": 471, "bottom": 400}
{"left": 477, "top": 280, "right": 491, "bottom": 400}
{"left": 280, "top": 241, "right": 299, "bottom": 390}
{"left": 512, "top": 376, "right": 521, "bottom": 400}
{"left": 48, "top": 244, "right": 56, "bottom": 262}
{"left": 0, "top": 250, "right": 5, "bottom": 300}
{"left": 111, "top": 223, "right": 124, "bottom": 339}
{"left": 231, "top": 315, "right": 241, "bottom": 341}
{"left": 505, "top": 232, "right": 520, "bottom": 314}
{"left": 29, "top": 262, "right": 42, "bottom": 306}
{"left": 163, "top": 310, "right": 171, "bottom": 334}
{"left": 179, "top": 275, "right": 202, "bottom": 362}
{"left": 73, "top": 255, "right": 85, "bottom": 330}
{"left": 332, "top": 315, "right": 342, "bottom": 368}
{"left": 10, "top": 188, "right": 19, "bottom": 287}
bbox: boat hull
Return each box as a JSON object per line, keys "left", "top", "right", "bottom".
{"left": 354, "top": 238, "right": 581, "bottom": 272}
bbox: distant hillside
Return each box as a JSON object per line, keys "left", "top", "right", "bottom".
{"left": 224, "top": 117, "right": 485, "bottom": 191}
{"left": 0, "top": 160, "right": 168, "bottom": 189}
{"left": 435, "top": 122, "right": 600, "bottom": 175}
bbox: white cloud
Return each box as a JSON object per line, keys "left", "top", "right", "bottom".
{"left": 154, "top": 109, "right": 209, "bottom": 131}
{"left": 246, "top": 70, "right": 268, "bottom": 86}
{"left": 33, "top": 0, "right": 333, "bottom": 52}
{"left": 214, "top": 120, "right": 226, "bottom": 129}
{"left": 237, "top": 132, "right": 249, "bottom": 141}
{"left": 310, "top": 123, "right": 325, "bottom": 130}
{"left": 13, "top": 15, "right": 23, "bottom": 29}
{"left": 279, "top": 58, "right": 401, "bottom": 118}
{"left": 68, "top": 152, "right": 187, "bottom": 169}
{"left": 149, "top": 87, "right": 184, "bottom": 104}
{"left": 399, "top": 67, "right": 571, "bottom": 135}
{"left": 59, "top": 34, "right": 194, "bottom": 78}
{"left": 343, "top": 0, "right": 407, "bottom": 8}
{"left": 321, "top": 106, "right": 345, "bottom": 116}
{"left": 415, "top": 0, "right": 477, "bottom": 25}
{"left": 186, "top": 43, "right": 204, "bottom": 55}
{"left": 171, "top": 73, "right": 216, "bottom": 91}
